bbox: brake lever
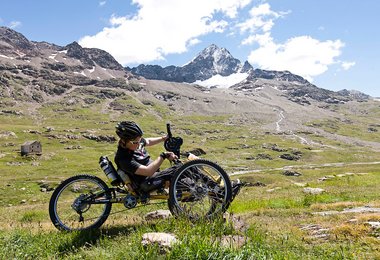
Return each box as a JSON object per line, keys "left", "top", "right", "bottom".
{"left": 166, "top": 123, "right": 172, "bottom": 138}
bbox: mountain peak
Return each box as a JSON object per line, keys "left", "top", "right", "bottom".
{"left": 199, "top": 44, "right": 232, "bottom": 59}
{"left": 64, "top": 41, "right": 123, "bottom": 70}
{"left": 0, "top": 26, "right": 35, "bottom": 52}
{"left": 188, "top": 44, "right": 241, "bottom": 76}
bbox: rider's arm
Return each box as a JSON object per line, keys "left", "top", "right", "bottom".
{"left": 134, "top": 152, "right": 177, "bottom": 177}
{"left": 145, "top": 136, "right": 167, "bottom": 146}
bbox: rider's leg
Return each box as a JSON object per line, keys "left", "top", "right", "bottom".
{"left": 140, "top": 164, "right": 182, "bottom": 192}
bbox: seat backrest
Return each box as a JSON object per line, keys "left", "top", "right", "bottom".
{"left": 116, "top": 169, "right": 140, "bottom": 191}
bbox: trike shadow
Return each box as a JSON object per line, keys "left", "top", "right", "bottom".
{"left": 58, "top": 223, "right": 154, "bottom": 254}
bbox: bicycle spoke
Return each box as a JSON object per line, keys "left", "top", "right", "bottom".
{"left": 50, "top": 175, "right": 112, "bottom": 231}
{"left": 169, "top": 159, "right": 232, "bottom": 220}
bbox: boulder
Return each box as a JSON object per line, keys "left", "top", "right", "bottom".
{"left": 255, "top": 153, "right": 273, "bottom": 160}
{"left": 303, "top": 187, "right": 325, "bottom": 195}
{"left": 219, "top": 235, "right": 249, "bottom": 249}
{"left": 280, "top": 153, "right": 300, "bottom": 161}
{"left": 141, "top": 232, "right": 178, "bottom": 249}
{"left": 188, "top": 148, "right": 206, "bottom": 156}
{"left": 144, "top": 210, "right": 172, "bottom": 221}
{"left": 223, "top": 212, "right": 249, "bottom": 232}
{"left": 282, "top": 170, "right": 302, "bottom": 176}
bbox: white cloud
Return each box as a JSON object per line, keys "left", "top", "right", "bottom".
{"left": 239, "top": 3, "right": 346, "bottom": 81}
{"left": 99, "top": 1, "right": 106, "bottom": 7}
{"left": 341, "top": 61, "right": 355, "bottom": 70}
{"left": 248, "top": 36, "right": 344, "bottom": 81}
{"left": 188, "top": 38, "right": 201, "bottom": 46}
{"left": 78, "top": 0, "right": 352, "bottom": 81}
{"left": 9, "top": 21, "right": 22, "bottom": 29}
{"left": 79, "top": 0, "right": 252, "bottom": 65}
{"left": 237, "top": 3, "right": 289, "bottom": 35}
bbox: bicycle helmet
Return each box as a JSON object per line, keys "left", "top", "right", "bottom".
{"left": 115, "top": 121, "right": 143, "bottom": 140}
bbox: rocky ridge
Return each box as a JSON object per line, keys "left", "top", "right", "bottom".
{"left": 0, "top": 26, "right": 373, "bottom": 111}
{"left": 2, "top": 26, "right": 379, "bottom": 152}
{"left": 0, "top": 26, "right": 135, "bottom": 103}
{"left": 129, "top": 44, "right": 370, "bottom": 105}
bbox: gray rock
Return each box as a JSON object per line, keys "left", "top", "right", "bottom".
{"left": 342, "top": 206, "right": 380, "bottom": 214}
{"left": 366, "top": 221, "right": 380, "bottom": 229}
{"left": 144, "top": 210, "right": 172, "bottom": 221}
{"left": 82, "top": 134, "right": 116, "bottom": 143}
{"left": 188, "top": 148, "right": 206, "bottom": 156}
{"left": 219, "top": 235, "right": 249, "bottom": 249}
{"left": 223, "top": 213, "right": 249, "bottom": 232}
{"left": 303, "top": 187, "right": 325, "bottom": 195}
{"left": 7, "top": 162, "right": 24, "bottom": 166}
{"left": 255, "top": 153, "right": 273, "bottom": 160}
{"left": 141, "top": 232, "right": 178, "bottom": 248}
{"left": 280, "top": 153, "right": 300, "bottom": 161}
{"left": 64, "top": 145, "right": 82, "bottom": 150}
{"left": 267, "top": 187, "right": 282, "bottom": 193}
{"left": 314, "top": 206, "right": 380, "bottom": 216}
{"left": 282, "top": 170, "right": 302, "bottom": 176}
{"left": 300, "top": 224, "right": 330, "bottom": 240}
{"left": 0, "top": 131, "right": 17, "bottom": 138}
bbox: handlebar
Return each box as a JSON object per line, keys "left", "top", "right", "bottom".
{"left": 166, "top": 123, "right": 172, "bottom": 138}
{"left": 164, "top": 123, "right": 183, "bottom": 158}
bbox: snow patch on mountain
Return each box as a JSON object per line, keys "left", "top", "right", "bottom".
{"left": 0, "top": 54, "right": 14, "bottom": 59}
{"left": 194, "top": 72, "right": 249, "bottom": 88}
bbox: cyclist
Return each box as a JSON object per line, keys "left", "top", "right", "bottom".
{"left": 114, "top": 121, "right": 179, "bottom": 192}
{"left": 114, "top": 120, "right": 243, "bottom": 198}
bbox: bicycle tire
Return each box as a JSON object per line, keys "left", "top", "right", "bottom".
{"left": 49, "top": 174, "right": 112, "bottom": 231}
{"left": 168, "top": 159, "right": 232, "bottom": 220}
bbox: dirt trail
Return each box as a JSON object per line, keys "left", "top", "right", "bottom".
{"left": 275, "top": 110, "right": 285, "bottom": 132}
{"left": 274, "top": 109, "right": 328, "bottom": 147}
{"left": 229, "top": 161, "right": 380, "bottom": 176}
{"left": 273, "top": 109, "right": 380, "bottom": 151}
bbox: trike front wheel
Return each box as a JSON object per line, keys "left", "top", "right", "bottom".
{"left": 168, "top": 159, "right": 232, "bottom": 220}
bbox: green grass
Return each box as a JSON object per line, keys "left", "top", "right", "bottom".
{"left": 0, "top": 96, "right": 380, "bottom": 259}
{"left": 1, "top": 216, "right": 377, "bottom": 259}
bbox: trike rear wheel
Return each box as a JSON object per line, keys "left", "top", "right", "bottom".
{"left": 49, "top": 174, "right": 112, "bottom": 231}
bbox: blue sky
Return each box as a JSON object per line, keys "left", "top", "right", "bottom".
{"left": 1, "top": 0, "right": 379, "bottom": 97}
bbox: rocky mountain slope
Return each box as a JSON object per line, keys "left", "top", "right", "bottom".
{"left": 128, "top": 44, "right": 249, "bottom": 82}
{"left": 0, "top": 26, "right": 371, "bottom": 107}
{"left": 128, "top": 44, "right": 370, "bottom": 105}
{"left": 1, "top": 26, "right": 379, "bottom": 152}
{"left": 0, "top": 26, "right": 138, "bottom": 103}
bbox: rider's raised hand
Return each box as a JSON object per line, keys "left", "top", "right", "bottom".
{"left": 165, "top": 152, "right": 178, "bottom": 161}
{"left": 168, "top": 152, "right": 178, "bottom": 161}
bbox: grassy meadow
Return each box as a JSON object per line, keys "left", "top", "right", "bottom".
{"left": 0, "top": 92, "right": 379, "bottom": 259}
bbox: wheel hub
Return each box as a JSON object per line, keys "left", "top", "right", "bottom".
{"left": 195, "top": 184, "right": 207, "bottom": 196}
{"left": 71, "top": 194, "right": 90, "bottom": 213}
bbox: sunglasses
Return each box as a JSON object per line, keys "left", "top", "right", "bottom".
{"left": 129, "top": 140, "right": 141, "bottom": 145}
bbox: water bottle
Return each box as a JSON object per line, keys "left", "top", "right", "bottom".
{"left": 99, "top": 156, "right": 120, "bottom": 186}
